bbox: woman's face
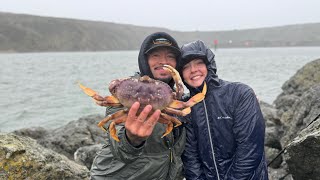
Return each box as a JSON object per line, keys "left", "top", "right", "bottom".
{"left": 182, "top": 58, "right": 208, "bottom": 88}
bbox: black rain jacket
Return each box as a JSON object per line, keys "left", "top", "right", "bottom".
{"left": 180, "top": 40, "right": 268, "bottom": 180}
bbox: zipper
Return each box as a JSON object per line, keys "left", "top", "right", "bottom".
{"left": 203, "top": 99, "right": 221, "bottom": 180}
{"left": 164, "top": 134, "right": 173, "bottom": 163}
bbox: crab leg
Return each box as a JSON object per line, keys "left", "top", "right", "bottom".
{"left": 158, "top": 119, "right": 173, "bottom": 138}
{"left": 158, "top": 114, "right": 173, "bottom": 138}
{"left": 158, "top": 113, "right": 181, "bottom": 138}
{"left": 184, "top": 82, "right": 207, "bottom": 107}
{"left": 162, "top": 65, "right": 184, "bottom": 100}
{"left": 168, "top": 82, "right": 207, "bottom": 109}
{"left": 109, "top": 116, "right": 127, "bottom": 142}
{"left": 160, "top": 113, "right": 182, "bottom": 127}
{"left": 78, "top": 82, "right": 98, "bottom": 97}
{"left": 164, "top": 107, "right": 191, "bottom": 116}
{"left": 98, "top": 109, "right": 128, "bottom": 142}
{"left": 98, "top": 109, "right": 128, "bottom": 128}
{"left": 79, "top": 82, "right": 122, "bottom": 107}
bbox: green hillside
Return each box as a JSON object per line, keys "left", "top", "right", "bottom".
{"left": 1, "top": 12, "right": 320, "bottom": 53}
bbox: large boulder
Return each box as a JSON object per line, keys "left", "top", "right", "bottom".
{"left": 274, "top": 58, "right": 320, "bottom": 115}
{"left": 13, "top": 114, "right": 108, "bottom": 161}
{"left": 284, "top": 115, "right": 320, "bottom": 180}
{"left": 0, "top": 133, "right": 89, "bottom": 179}
{"left": 267, "top": 58, "right": 320, "bottom": 178}
{"left": 274, "top": 84, "right": 320, "bottom": 179}
{"left": 280, "top": 85, "right": 320, "bottom": 146}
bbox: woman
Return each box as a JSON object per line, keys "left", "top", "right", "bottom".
{"left": 178, "top": 40, "right": 268, "bottom": 180}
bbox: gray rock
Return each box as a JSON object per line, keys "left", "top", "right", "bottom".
{"left": 13, "top": 114, "right": 108, "bottom": 161}
{"left": 284, "top": 117, "right": 320, "bottom": 180}
{"left": 13, "top": 126, "right": 49, "bottom": 140}
{"left": 260, "top": 101, "right": 283, "bottom": 150}
{"left": 0, "top": 133, "right": 89, "bottom": 179}
{"left": 74, "top": 144, "right": 104, "bottom": 169}
{"left": 268, "top": 165, "right": 293, "bottom": 180}
{"left": 265, "top": 58, "right": 320, "bottom": 179}
{"left": 265, "top": 147, "right": 283, "bottom": 168}
{"left": 280, "top": 85, "right": 320, "bottom": 146}
{"left": 274, "top": 58, "right": 320, "bottom": 115}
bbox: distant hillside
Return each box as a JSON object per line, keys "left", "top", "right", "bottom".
{"left": 1, "top": 12, "right": 320, "bottom": 53}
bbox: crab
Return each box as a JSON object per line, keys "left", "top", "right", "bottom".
{"left": 79, "top": 65, "right": 207, "bottom": 142}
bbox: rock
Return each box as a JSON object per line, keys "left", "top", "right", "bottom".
{"left": 265, "top": 147, "right": 283, "bottom": 168}
{"left": 273, "top": 94, "right": 299, "bottom": 115}
{"left": 13, "top": 114, "right": 108, "bottom": 161}
{"left": 274, "top": 58, "right": 320, "bottom": 115}
{"left": 260, "top": 101, "right": 283, "bottom": 150}
{"left": 268, "top": 164, "right": 293, "bottom": 180}
{"left": 0, "top": 133, "right": 89, "bottom": 180}
{"left": 280, "top": 85, "right": 320, "bottom": 146}
{"left": 260, "top": 101, "right": 281, "bottom": 125}
{"left": 265, "top": 58, "right": 320, "bottom": 179}
{"left": 39, "top": 114, "right": 107, "bottom": 160}
{"left": 74, "top": 144, "right": 104, "bottom": 169}
{"left": 284, "top": 117, "right": 320, "bottom": 180}
{"left": 260, "top": 100, "right": 284, "bottom": 169}
{"left": 13, "top": 126, "right": 48, "bottom": 140}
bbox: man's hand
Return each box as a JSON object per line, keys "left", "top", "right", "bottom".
{"left": 125, "top": 102, "right": 161, "bottom": 147}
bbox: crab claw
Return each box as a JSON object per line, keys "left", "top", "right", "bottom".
{"left": 184, "top": 82, "right": 207, "bottom": 107}
{"left": 162, "top": 65, "right": 184, "bottom": 100}
{"left": 78, "top": 82, "right": 98, "bottom": 97}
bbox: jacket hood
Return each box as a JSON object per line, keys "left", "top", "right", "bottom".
{"left": 138, "top": 32, "right": 181, "bottom": 78}
{"left": 178, "top": 40, "right": 220, "bottom": 91}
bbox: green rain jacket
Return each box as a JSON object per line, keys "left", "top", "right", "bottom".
{"left": 90, "top": 106, "right": 186, "bottom": 180}
{"left": 90, "top": 32, "right": 186, "bottom": 180}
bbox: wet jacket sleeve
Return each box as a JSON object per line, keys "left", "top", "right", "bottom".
{"left": 182, "top": 116, "right": 207, "bottom": 180}
{"left": 225, "top": 87, "right": 266, "bottom": 179}
{"left": 105, "top": 106, "right": 145, "bottom": 163}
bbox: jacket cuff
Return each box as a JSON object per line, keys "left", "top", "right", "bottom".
{"left": 118, "top": 129, "right": 144, "bottom": 156}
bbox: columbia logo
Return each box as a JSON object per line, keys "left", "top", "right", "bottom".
{"left": 217, "top": 116, "right": 232, "bottom": 120}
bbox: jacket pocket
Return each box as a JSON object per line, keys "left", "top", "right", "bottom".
{"left": 91, "top": 143, "right": 126, "bottom": 176}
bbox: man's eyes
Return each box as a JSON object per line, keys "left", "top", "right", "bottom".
{"left": 167, "top": 55, "right": 175, "bottom": 59}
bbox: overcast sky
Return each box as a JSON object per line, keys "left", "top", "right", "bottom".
{"left": 1, "top": 0, "right": 320, "bottom": 31}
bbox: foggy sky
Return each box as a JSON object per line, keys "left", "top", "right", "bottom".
{"left": 1, "top": 0, "right": 320, "bottom": 31}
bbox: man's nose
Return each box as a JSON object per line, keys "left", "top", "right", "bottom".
{"left": 158, "top": 56, "right": 168, "bottom": 64}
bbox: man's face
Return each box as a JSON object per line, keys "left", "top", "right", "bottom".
{"left": 147, "top": 47, "right": 177, "bottom": 83}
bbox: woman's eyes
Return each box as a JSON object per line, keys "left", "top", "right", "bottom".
{"left": 195, "top": 60, "right": 205, "bottom": 65}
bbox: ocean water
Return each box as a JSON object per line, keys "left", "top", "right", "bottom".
{"left": 0, "top": 47, "right": 319, "bottom": 132}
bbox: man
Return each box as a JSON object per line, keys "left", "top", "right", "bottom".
{"left": 90, "top": 32, "right": 186, "bottom": 180}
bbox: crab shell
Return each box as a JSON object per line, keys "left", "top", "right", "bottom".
{"left": 108, "top": 76, "right": 175, "bottom": 111}
{"left": 79, "top": 64, "right": 207, "bottom": 142}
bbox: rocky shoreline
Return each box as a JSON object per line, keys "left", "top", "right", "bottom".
{"left": 1, "top": 58, "right": 320, "bottom": 179}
